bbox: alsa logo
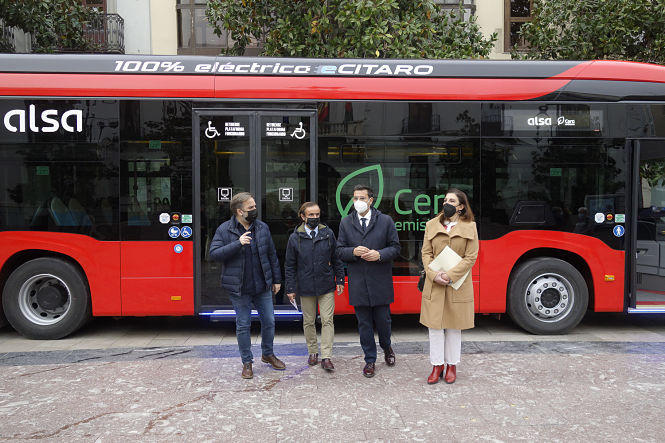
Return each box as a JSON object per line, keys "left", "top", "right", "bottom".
{"left": 527, "top": 116, "right": 552, "bottom": 126}
{"left": 3, "top": 105, "right": 83, "bottom": 133}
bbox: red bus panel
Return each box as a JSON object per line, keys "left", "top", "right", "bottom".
{"left": 479, "top": 232, "right": 624, "bottom": 313}
{"left": 120, "top": 241, "right": 194, "bottom": 316}
{"left": 0, "top": 232, "right": 121, "bottom": 316}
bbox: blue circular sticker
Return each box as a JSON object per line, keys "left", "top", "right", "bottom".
{"left": 168, "top": 226, "right": 181, "bottom": 238}
{"left": 613, "top": 225, "right": 625, "bottom": 237}
{"left": 181, "top": 226, "right": 192, "bottom": 238}
{"left": 174, "top": 244, "right": 184, "bottom": 253}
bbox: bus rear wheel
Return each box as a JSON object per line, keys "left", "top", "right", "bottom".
{"left": 2, "top": 258, "right": 91, "bottom": 339}
{"left": 507, "top": 258, "right": 588, "bottom": 335}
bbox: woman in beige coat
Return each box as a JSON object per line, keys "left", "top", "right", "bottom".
{"left": 420, "top": 188, "right": 478, "bottom": 384}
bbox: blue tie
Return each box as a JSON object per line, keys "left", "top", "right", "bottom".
{"left": 310, "top": 230, "right": 316, "bottom": 239}
{"left": 361, "top": 218, "right": 367, "bottom": 232}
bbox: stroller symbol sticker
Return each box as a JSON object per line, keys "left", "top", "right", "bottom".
{"left": 279, "top": 188, "right": 293, "bottom": 202}
{"left": 218, "top": 187, "right": 232, "bottom": 201}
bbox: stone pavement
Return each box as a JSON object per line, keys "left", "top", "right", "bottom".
{"left": 1, "top": 313, "right": 665, "bottom": 442}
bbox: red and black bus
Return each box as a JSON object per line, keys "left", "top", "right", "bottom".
{"left": 1, "top": 54, "right": 664, "bottom": 339}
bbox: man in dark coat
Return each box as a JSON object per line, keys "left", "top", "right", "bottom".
{"left": 336, "top": 185, "right": 401, "bottom": 377}
{"left": 208, "top": 192, "right": 285, "bottom": 379}
{"left": 285, "top": 202, "right": 345, "bottom": 371}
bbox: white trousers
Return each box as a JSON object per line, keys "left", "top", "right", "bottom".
{"left": 428, "top": 328, "right": 462, "bottom": 366}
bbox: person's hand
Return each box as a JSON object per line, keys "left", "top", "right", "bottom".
{"left": 287, "top": 292, "right": 296, "bottom": 302}
{"left": 433, "top": 271, "right": 451, "bottom": 286}
{"left": 336, "top": 284, "right": 344, "bottom": 295}
{"left": 361, "top": 249, "right": 380, "bottom": 261}
{"left": 353, "top": 246, "right": 369, "bottom": 257}
{"left": 272, "top": 283, "right": 281, "bottom": 294}
{"left": 239, "top": 231, "right": 252, "bottom": 245}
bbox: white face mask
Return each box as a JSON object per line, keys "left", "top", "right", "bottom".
{"left": 354, "top": 200, "right": 369, "bottom": 214}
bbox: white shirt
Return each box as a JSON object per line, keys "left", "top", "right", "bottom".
{"left": 304, "top": 225, "right": 318, "bottom": 238}
{"left": 357, "top": 208, "right": 373, "bottom": 228}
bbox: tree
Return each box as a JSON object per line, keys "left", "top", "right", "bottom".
{"left": 0, "top": 0, "right": 97, "bottom": 53}
{"left": 205, "top": 0, "right": 497, "bottom": 59}
{"left": 515, "top": 0, "right": 665, "bottom": 64}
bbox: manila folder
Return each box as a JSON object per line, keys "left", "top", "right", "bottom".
{"left": 427, "top": 246, "right": 470, "bottom": 290}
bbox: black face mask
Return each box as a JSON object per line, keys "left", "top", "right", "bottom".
{"left": 305, "top": 217, "right": 320, "bottom": 229}
{"left": 244, "top": 209, "right": 258, "bottom": 223}
{"left": 442, "top": 203, "right": 457, "bottom": 218}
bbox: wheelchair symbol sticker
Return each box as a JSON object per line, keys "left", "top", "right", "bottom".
{"left": 168, "top": 226, "right": 181, "bottom": 238}
{"left": 218, "top": 187, "right": 232, "bottom": 201}
{"left": 279, "top": 187, "right": 293, "bottom": 202}
{"left": 205, "top": 121, "right": 221, "bottom": 139}
{"left": 290, "top": 122, "right": 306, "bottom": 139}
{"left": 613, "top": 225, "right": 625, "bottom": 237}
{"left": 181, "top": 226, "right": 192, "bottom": 238}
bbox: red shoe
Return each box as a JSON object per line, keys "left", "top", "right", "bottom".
{"left": 444, "top": 364, "right": 457, "bottom": 384}
{"left": 427, "top": 365, "right": 445, "bottom": 384}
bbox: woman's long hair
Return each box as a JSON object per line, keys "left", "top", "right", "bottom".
{"left": 438, "top": 188, "right": 475, "bottom": 222}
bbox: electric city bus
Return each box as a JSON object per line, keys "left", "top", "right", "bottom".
{"left": 0, "top": 54, "right": 664, "bottom": 339}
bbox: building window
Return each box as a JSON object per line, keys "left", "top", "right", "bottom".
{"left": 436, "top": 0, "right": 476, "bottom": 19}
{"left": 177, "top": 0, "right": 230, "bottom": 55}
{"left": 82, "top": 0, "right": 106, "bottom": 11}
{"left": 504, "top": 0, "right": 533, "bottom": 52}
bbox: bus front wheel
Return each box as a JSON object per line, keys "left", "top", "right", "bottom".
{"left": 507, "top": 258, "right": 588, "bottom": 335}
{"left": 2, "top": 258, "right": 91, "bottom": 339}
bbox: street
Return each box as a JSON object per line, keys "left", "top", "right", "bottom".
{"left": 1, "top": 313, "right": 664, "bottom": 441}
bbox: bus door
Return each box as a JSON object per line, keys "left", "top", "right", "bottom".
{"left": 629, "top": 139, "right": 665, "bottom": 312}
{"left": 193, "top": 109, "right": 316, "bottom": 317}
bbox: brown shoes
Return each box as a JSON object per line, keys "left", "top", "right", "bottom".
{"left": 308, "top": 353, "right": 319, "bottom": 366}
{"left": 363, "top": 362, "right": 375, "bottom": 378}
{"left": 444, "top": 364, "right": 457, "bottom": 384}
{"left": 427, "top": 364, "right": 445, "bottom": 384}
{"left": 261, "top": 354, "right": 286, "bottom": 370}
{"left": 243, "top": 356, "right": 286, "bottom": 377}
{"left": 321, "top": 358, "right": 335, "bottom": 372}
{"left": 241, "top": 362, "right": 253, "bottom": 379}
{"left": 384, "top": 347, "right": 396, "bottom": 366}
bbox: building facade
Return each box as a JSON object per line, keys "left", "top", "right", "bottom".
{"left": 128, "top": 0, "right": 530, "bottom": 59}
{"left": 2, "top": 0, "right": 531, "bottom": 59}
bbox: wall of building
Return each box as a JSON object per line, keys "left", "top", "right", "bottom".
{"left": 150, "top": 0, "right": 177, "bottom": 55}
{"left": 476, "top": 0, "right": 510, "bottom": 60}
{"left": 117, "top": 0, "right": 151, "bottom": 54}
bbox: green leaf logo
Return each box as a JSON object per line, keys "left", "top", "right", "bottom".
{"left": 335, "top": 164, "right": 384, "bottom": 217}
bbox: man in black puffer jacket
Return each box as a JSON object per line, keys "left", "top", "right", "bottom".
{"left": 209, "top": 192, "right": 284, "bottom": 379}
{"left": 285, "top": 202, "right": 344, "bottom": 371}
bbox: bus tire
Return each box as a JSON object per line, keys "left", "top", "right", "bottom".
{"left": 507, "top": 258, "right": 588, "bottom": 335}
{"left": 2, "top": 258, "right": 91, "bottom": 339}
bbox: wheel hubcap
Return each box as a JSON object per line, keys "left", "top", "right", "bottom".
{"left": 18, "top": 274, "right": 71, "bottom": 326}
{"left": 35, "top": 285, "right": 68, "bottom": 310}
{"left": 524, "top": 273, "right": 573, "bottom": 323}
